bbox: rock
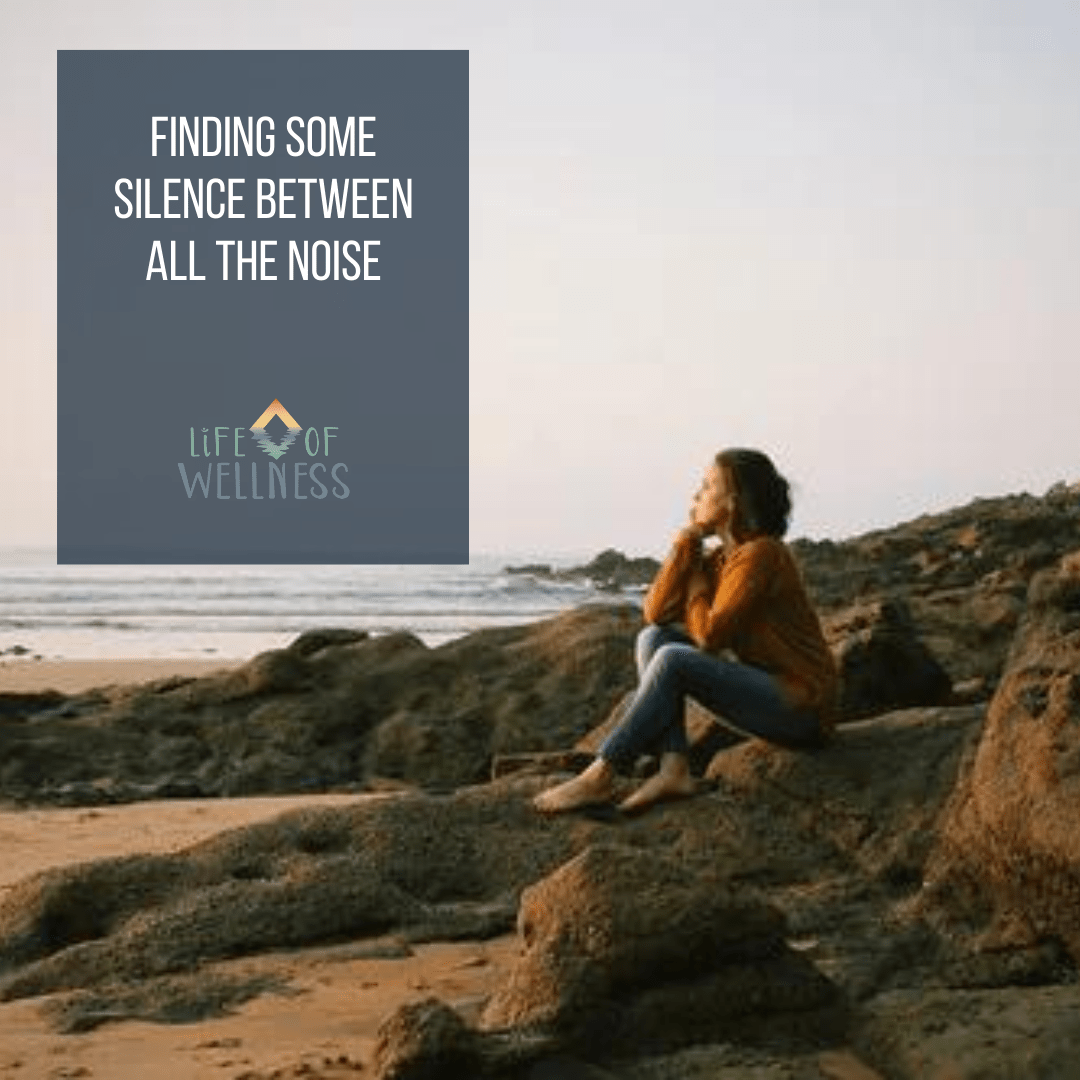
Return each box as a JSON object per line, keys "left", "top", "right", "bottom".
{"left": 792, "top": 486, "right": 1080, "bottom": 693}
{"left": 480, "top": 843, "right": 838, "bottom": 1057}
{"left": 0, "top": 604, "right": 640, "bottom": 805}
{"left": 5, "top": 485, "right": 1078, "bottom": 809}
{"left": 852, "top": 984, "right": 1080, "bottom": 1080}
{"left": 506, "top": 549, "right": 661, "bottom": 591}
{"left": 951, "top": 676, "right": 992, "bottom": 705}
{"left": 0, "top": 778, "right": 601, "bottom": 999}
{"left": 225, "top": 646, "right": 315, "bottom": 696}
{"left": 823, "top": 599, "right": 953, "bottom": 721}
{"left": 40, "top": 970, "right": 286, "bottom": 1033}
{"left": 371, "top": 998, "right": 481, "bottom": 1080}
{"left": 695, "top": 704, "right": 997, "bottom": 1006}
{"left": 365, "top": 707, "right": 494, "bottom": 790}
{"left": 569, "top": 549, "right": 662, "bottom": 590}
{"left": 490, "top": 750, "right": 596, "bottom": 781}
{"left": 906, "top": 582, "right": 1026, "bottom": 695}
{"left": 9, "top": 775, "right": 816, "bottom": 1003}
{"left": 935, "top": 936, "right": 1076, "bottom": 991}
{"left": 373, "top": 1004, "right": 569, "bottom": 1080}
{"left": 578, "top": 695, "right": 984, "bottom": 898}
{"left": 519, "top": 1058, "right": 623, "bottom": 1080}
{"left": 287, "top": 627, "right": 369, "bottom": 656}
{"left": 920, "top": 550, "right": 1080, "bottom": 958}
{"left": 4, "top": 485, "right": 1080, "bottom": 1078}
{"left": 616, "top": 1044, "right": 888, "bottom": 1079}
{"left": 5, "top": 740, "right": 1063, "bottom": 1075}
{"left": 0, "top": 690, "right": 66, "bottom": 720}
{"left": 0, "top": 859, "right": 425, "bottom": 1001}
{"left": 504, "top": 562, "right": 554, "bottom": 577}
{"left": 218, "top": 748, "right": 326, "bottom": 797}
{"left": 704, "top": 704, "right": 986, "bottom": 888}
{"left": 792, "top": 487, "right": 1080, "bottom": 610}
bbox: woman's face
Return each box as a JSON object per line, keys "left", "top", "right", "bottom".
{"left": 691, "top": 463, "right": 735, "bottom": 535}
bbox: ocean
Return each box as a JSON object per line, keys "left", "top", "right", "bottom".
{"left": 0, "top": 550, "right": 631, "bottom": 661}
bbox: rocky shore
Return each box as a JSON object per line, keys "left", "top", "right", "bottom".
{"left": 2, "top": 483, "right": 1080, "bottom": 1078}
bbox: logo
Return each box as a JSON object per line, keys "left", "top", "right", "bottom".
{"left": 250, "top": 398, "right": 302, "bottom": 460}
{"left": 177, "top": 398, "right": 349, "bottom": 500}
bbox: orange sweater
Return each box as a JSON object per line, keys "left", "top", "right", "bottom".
{"left": 642, "top": 531, "right": 838, "bottom": 729}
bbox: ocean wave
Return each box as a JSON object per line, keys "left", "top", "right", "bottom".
{"left": 0, "top": 556, "right": 636, "bottom": 659}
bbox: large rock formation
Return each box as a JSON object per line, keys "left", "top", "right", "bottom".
{"left": 852, "top": 984, "right": 1080, "bottom": 1080}
{"left": 1, "top": 699, "right": 1078, "bottom": 1077}
{"left": 793, "top": 484, "right": 1080, "bottom": 691}
{"left": 371, "top": 842, "right": 843, "bottom": 1078}
{"left": 0, "top": 779, "right": 597, "bottom": 1000}
{"left": 703, "top": 704, "right": 986, "bottom": 889}
{"left": 821, "top": 598, "right": 953, "bottom": 720}
{"left": 480, "top": 844, "right": 839, "bottom": 1056}
{"left": 920, "top": 550, "right": 1080, "bottom": 958}
{"left": 0, "top": 595, "right": 955, "bottom": 807}
{"left": 0, "top": 604, "right": 640, "bottom": 805}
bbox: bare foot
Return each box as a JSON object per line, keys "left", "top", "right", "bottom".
{"left": 618, "top": 755, "right": 696, "bottom": 815}
{"left": 533, "top": 760, "right": 614, "bottom": 814}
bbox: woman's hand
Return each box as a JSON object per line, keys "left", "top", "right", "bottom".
{"left": 676, "top": 523, "right": 705, "bottom": 549}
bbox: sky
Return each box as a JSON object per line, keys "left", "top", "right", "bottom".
{"left": 3, "top": 0, "right": 1080, "bottom": 558}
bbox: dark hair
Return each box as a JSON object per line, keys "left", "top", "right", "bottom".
{"left": 715, "top": 448, "right": 792, "bottom": 538}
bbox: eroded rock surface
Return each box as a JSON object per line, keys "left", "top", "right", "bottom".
{"left": 0, "top": 779, "right": 597, "bottom": 1000}
{"left": 372, "top": 997, "right": 482, "bottom": 1080}
{"left": 852, "top": 984, "right": 1080, "bottom": 1080}
{"left": 0, "top": 604, "right": 639, "bottom": 805}
{"left": 921, "top": 551, "right": 1080, "bottom": 958}
{"left": 822, "top": 598, "right": 952, "bottom": 721}
{"left": 0, "top": 696, "right": 1077, "bottom": 1076}
{"left": 793, "top": 485, "right": 1080, "bottom": 691}
{"left": 705, "top": 704, "right": 986, "bottom": 887}
{"left": 481, "top": 843, "right": 839, "bottom": 1058}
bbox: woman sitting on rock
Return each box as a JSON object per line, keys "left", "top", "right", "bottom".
{"left": 534, "top": 448, "right": 838, "bottom": 815}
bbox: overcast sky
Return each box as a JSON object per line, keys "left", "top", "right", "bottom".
{"left": 4, "top": 0, "right": 1080, "bottom": 557}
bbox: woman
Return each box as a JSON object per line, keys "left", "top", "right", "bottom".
{"left": 534, "top": 448, "right": 838, "bottom": 815}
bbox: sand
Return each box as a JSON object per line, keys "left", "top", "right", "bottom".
{"left": 0, "top": 792, "right": 521, "bottom": 1080}
{"left": 0, "top": 801, "right": 887, "bottom": 1080}
{"left": 0, "top": 658, "right": 240, "bottom": 695}
{"left": 0, "top": 653, "right": 517, "bottom": 1079}
{"left": 0, "top": 794, "right": 367, "bottom": 890}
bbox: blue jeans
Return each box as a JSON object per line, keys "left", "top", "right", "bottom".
{"left": 598, "top": 624, "right": 825, "bottom": 773}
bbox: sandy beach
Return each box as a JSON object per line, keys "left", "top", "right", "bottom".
{"left": 0, "top": 655, "right": 886, "bottom": 1080}
{"left": 0, "top": 794, "right": 884, "bottom": 1080}
{"left": 0, "top": 938, "right": 515, "bottom": 1079}
{"left": 0, "top": 788, "right": 522, "bottom": 1080}
{"left": 0, "top": 658, "right": 241, "bottom": 696}
{"left": 0, "top": 656, "right": 511, "bottom": 1077}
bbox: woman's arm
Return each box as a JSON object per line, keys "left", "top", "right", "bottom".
{"left": 684, "top": 539, "right": 778, "bottom": 651}
{"left": 641, "top": 526, "right": 704, "bottom": 625}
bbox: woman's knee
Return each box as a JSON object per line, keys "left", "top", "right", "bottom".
{"left": 635, "top": 623, "right": 669, "bottom": 671}
{"left": 636, "top": 623, "right": 667, "bottom": 648}
{"left": 643, "top": 642, "right": 697, "bottom": 686}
